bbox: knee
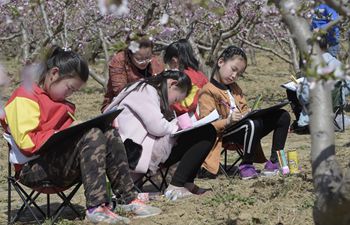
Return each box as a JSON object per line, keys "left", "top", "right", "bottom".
{"left": 250, "top": 119, "right": 261, "bottom": 132}
{"left": 86, "top": 127, "right": 104, "bottom": 138}
{"left": 202, "top": 124, "right": 217, "bottom": 144}
{"left": 82, "top": 128, "right": 107, "bottom": 149}
{"left": 279, "top": 110, "right": 291, "bottom": 125}
{"left": 104, "top": 128, "right": 122, "bottom": 140}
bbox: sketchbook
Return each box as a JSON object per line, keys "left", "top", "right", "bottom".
{"left": 171, "top": 109, "right": 220, "bottom": 136}
{"left": 281, "top": 77, "right": 305, "bottom": 91}
{"left": 38, "top": 109, "right": 122, "bottom": 153}
{"left": 223, "top": 100, "right": 290, "bottom": 136}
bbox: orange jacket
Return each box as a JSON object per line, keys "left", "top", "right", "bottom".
{"left": 101, "top": 50, "right": 164, "bottom": 111}
{"left": 198, "top": 79, "right": 266, "bottom": 174}
{"left": 1, "top": 84, "right": 75, "bottom": 157}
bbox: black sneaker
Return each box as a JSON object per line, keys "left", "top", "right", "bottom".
{"left": 197, "top": 168, "right": 217, "bottom": 179}
{"left": 289, "top": 120, "right": 299, "bottom": 131}
{"left": 293, "top": 125, "right": 309, "bottom": 134}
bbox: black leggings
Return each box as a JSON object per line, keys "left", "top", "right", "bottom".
{"left": 163, "top": 124, "right": 216, "bottom": 187}
{"left": 223, "top": 109, "right": 290, "bottom": 164}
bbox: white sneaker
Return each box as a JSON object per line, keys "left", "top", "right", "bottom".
{"left": 164, "top": 184, "right": 193, "bottom": 201}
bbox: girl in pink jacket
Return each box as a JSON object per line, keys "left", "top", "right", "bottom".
{"left": 105, "top": 70, "right": 216, "bottom": 200}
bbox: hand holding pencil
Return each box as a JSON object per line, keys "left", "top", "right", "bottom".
{"left": 226, "top": 108, "right": 244, "bottom": 125}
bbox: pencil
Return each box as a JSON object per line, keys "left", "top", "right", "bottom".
{"left": 67, "top": 111, "right": 77, "bottom": 121}
{"left": 290, "top": 75, "right": 299, "bottom": 84}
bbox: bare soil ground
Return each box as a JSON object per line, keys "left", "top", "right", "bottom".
{"left": 0, "top": 52, "right": 349, "bottom": 225}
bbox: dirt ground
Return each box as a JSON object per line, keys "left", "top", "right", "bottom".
{"left": 0, "top": 52, "right": 349, "bottom": 225}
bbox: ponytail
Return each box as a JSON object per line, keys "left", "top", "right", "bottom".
{"left": 38, "top": 45, "right": 89, "bottom": 85}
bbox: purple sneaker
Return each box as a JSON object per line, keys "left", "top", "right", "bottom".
{"left": 262, "top": 160, "right": 279, "bottom": 176}
{"left": 239, "top": 164, "right": 258, "bottom": 180}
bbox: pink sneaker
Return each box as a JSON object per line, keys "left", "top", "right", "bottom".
{"left": 86, "top": 204, "right": 130, "bottom": 224}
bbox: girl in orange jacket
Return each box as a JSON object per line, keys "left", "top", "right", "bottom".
{"left": 198, "top": 46, "right": 290, "bottom": 180}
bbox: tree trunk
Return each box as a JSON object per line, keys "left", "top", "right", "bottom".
{"left": 310, "top": 81, "right": 350, "bottom": 225}
{"left": 274, "top": 0, "right": 350, "bottom": 224}
{"left": 20, "top": 21, "right": 29, "bottom": 62}
{"left": 286, "top": 29, "right": 299, "bottom": 74}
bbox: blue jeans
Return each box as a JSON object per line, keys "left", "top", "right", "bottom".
{"left": 297, "top": 79, "right": 350, "bottom": 127}
{"left": 328, "top": 43, "right": 340, "bottom": 58}
{"left": 296, "top": 80, "right": 310, "bottom": 127}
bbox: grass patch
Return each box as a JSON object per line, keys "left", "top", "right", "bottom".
{"left": 204, "top": 192, "right": 256, "bottom": 207}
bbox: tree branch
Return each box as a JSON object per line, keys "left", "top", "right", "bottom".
{"left": 286, "top": 28, "right": 300, "bottom": 73}
{"left": 89, "top": 69, "right": 106, "bottom": 87}
{"left": 99, "top": 28, "right": 109, "bottom": 88}
{"left": 0, "top": 32, "right": 21, "bottom": 41}
{"left": 237, "top": 35, "right": 293, "bottom": 64}
{"left": 39, "top": 0, "right": 55, "bottom": 44}
{"left": 141, "top": 3, "right": 158, "bottom": 30}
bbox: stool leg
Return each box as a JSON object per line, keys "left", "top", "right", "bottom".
{"left": 46, "top": 194, "right": 50, "bottom": 218}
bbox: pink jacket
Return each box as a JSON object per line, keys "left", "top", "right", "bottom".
{"left": 104, "top": 82, "right": 178, "bottom": 173}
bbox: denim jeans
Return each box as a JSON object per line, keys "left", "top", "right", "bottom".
{"left": 328, "top": 43, "right": 340, "bottom": 58}
{"left": 296, "top": 79, "right": 310, "bottom": 127}
{"left": 296, "top": 79, "right": 350, "bottom": 127}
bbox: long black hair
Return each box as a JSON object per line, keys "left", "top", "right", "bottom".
{"left": 163, "top": 39, "right": 199, "bottom": 71}
{"left": 125, "top": 70, "right": 191, "bottom": 119}
{"left": 211, "top": 45, "right": 247, "bottom": 78}
{"left": 38, "top": 46, "right": 89, "bottom": 85}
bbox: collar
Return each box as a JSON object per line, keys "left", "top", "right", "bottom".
{"left": 210, "top": 77, "right": 231, "bottom": 91}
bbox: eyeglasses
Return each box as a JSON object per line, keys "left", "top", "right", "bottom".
{"left": 133, "top": 57, "right": 152, "bottom": 64}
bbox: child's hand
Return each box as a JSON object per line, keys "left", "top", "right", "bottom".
{"left": 226, "top": 109, "right": 243, "bottom": 125}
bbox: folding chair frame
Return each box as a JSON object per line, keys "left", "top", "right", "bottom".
{"left": 133, "top": 166, "right": 170, "bottom": 193}
{"left": 219, "top": 143, "right": 244, "bottom": 178}
{"left": 333, "top": 80, "right": 347, "bottom": 132}
{"left": 7, "top": 148, "right": 83, "bottom": 225}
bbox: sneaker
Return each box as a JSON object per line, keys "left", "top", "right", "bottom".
{"left": 289, "top": 120, "right": 299, "bottom": 132}
{"left": 291, "top": 124, "right": 309, "bottom": 134}
{"left": 184, "top": 182, "right": 212, "bottom": 195}
{"left": 164, "top": 184, "right": 194, "bottom": 201}
{"left": 117, "top": 199, "right": 161, "bottom": 218}
{"left": 86, "top": 204, "right": 130, "bottom": 224}
{"left": 197, "top": 168, "right": 217, "bottom": 179}
{"left": 239, "top": 164, "right": 258, "bottom": 180}
{"left": 262, "top": 160, "right": 280, "bottom": 176}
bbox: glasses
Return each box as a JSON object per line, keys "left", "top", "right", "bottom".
{"left": 133, "top": 57, "right": 152, "bottom": 64}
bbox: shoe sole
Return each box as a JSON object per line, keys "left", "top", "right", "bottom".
{"left": 240, "top": 174, "right": 258, "bottom": 180}
{"left": 164, "top": 192, "right": 194, "bottom": 201}
{"left": 134, "top": 210, "right": 162, "bottom": 218}
{"left": 85, "top": 216, "right": 130, "bottom": 224}
{"left": 261, "top": 170, "right": 279, "bottom": 176}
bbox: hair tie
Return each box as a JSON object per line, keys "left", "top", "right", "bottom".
{"left": 63, "top": 46, "right": 71, "bottom": 52}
